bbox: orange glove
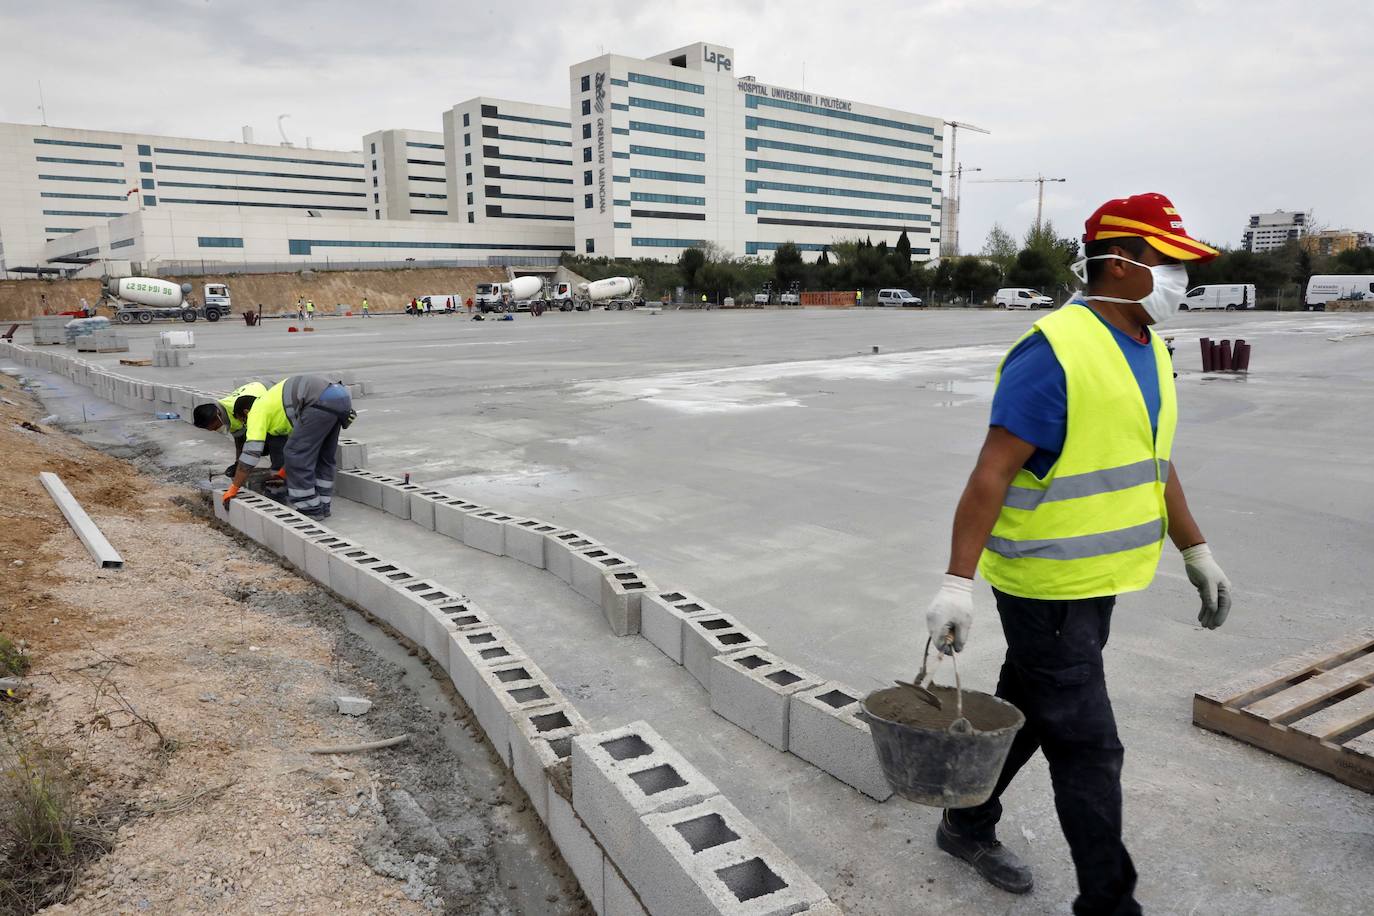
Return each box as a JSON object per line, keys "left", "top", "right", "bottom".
{"left": 221, "top": 483, "right": 240, "bottom": 508}
{"left": 273, "top": 467, "right": 287, "bottom": 481}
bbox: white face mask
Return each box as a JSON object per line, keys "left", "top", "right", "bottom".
{"left": 1070, "top": 254, "right": 1189, "bottom": 323}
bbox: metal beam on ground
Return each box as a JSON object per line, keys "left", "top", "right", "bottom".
{"left": 39, "top": 471, "right": 125, "bottom": 569}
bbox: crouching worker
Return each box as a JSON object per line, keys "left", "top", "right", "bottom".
{"left": 221, "top": 375, "right": 353, "bottom": 519}
{"left": 193, "top": 381, "right": 287, "bottom": 479}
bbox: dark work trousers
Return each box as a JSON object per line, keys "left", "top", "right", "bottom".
{"left": 945, "top": 590, "right": 1141, "bottom": 916}
{"left": 284, "top": 384, "right": 351, "bottom": 513}
{"left": 234, "top": 434, "right": 287, "bottom": 471}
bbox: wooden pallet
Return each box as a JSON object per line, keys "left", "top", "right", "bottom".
{"left": 118, "top": 358, "right": 152, "bottom": 367}
{"left": 1193, "top": 629, "right": 1374, "bottom": 793}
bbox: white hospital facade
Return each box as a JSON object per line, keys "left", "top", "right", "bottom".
{"left": 0, "top": 42, "right": 943, "bottom": 278}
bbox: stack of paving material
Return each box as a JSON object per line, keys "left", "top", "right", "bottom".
{"left": 31, "top": 315, "right": 70, "bottom": 345}
{"left": 64, "top": 316, "right": 112, "bottom": 345}
{"left": 153, "top": 330, "right": 194, "bottom": 367}
{"left": 75, "top": 327, "right": 129, "bottom": 353}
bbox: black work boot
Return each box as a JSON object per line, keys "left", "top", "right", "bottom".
{"left": 936, "top": 813, "right": 1034, "bottom": 895}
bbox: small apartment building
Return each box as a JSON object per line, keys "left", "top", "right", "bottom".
{"left": 1300, "top": 229, "right": 1374, "bottom": 258}
{"left": 362, "top": 129, "right": 449, "bottom": 221}
{"left": 442, "top": 98, "right": 575, "bottom": 228}
{"left": 0, "top": 122, "right": 367, "bottom": 274}
{"left": 567, "top": 42, "right": 943, "bottom": 261}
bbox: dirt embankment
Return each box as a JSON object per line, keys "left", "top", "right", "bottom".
{"left": 0, "top": 267, "right": 508, "bottom": 322}
{"left": 0, "top": 379, "right": 585, "bottom": 915}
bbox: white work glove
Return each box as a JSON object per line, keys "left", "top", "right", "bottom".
{"left": 926, "top": 574, "right": 973, "bottom": 653}
{"left": 1182, "top": 543, "right": 1231, "bottom": 630}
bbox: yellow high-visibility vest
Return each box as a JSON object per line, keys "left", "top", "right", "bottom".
{"left": 978, "top": 303, "right": 1178, "bottom": 600}
{"left": 218, "top": 381, "right": 266, "bottom": 437}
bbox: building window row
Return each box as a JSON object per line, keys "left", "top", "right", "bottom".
{"left": 744, "top": 241, "right": 833, "bottom": 255}
{"left": 40, "top": 191, "right": 127, "bottom": 201}
{"left": 629, "top": 145, "right": 705, "bottom": 162}
{"left": 406, "top": 158, "right": 445, "bottom": 166}
{"left": 484, "top": 206, "right": 574, "bottom": 221}
{"left": 631, "top": 237, "right": 704, "bottom": 248}
{"left": 613, "top": 175, "right": 630, "bottom": 183}
{"left": 156, "top": 163, "right": 366, "bottom": 183}
{"left": 409, "top": 192, "right": 448, "bottom": 199}
{"left": 490, "top": 131, "right": 572, "bottom": 148}
{"left": 746, "top": 137, "right": 930, "bottom": 171}
{"left": 628, "top": 72, "right": 705, "bottom": 95}
{"left": 153, "top": 147, "right": 364, "bottom": 168}
{"left": 614, "top": 199, "right": 631, "bottom": 206}
{"left": 614, "top": 221, "right": 632, "bottom": 228}
{"left": 611, "top": 103, "right": 629, "bottom": 111}
{"left": 746, "top": 200, "right": 930, "bottom": 221}
{"left": 405, "top": 141, "right": 445, "bottom": 150}
{"left": 487, "top": 111, "right": 572, "bottom": 129}
{"left": 745, "top": 179, "right": 930, "bottom": 205}
{"left": 487, "top": 188, "right": 575, "bottom": 203}
{"left": 744, "top": 94, "right": 935, "bottom": 135}
{"left": 483, "top": 166, "right": 574, "bottom": 185}
{"left": 629, "top": 168, "right": 705, "bottom": 184}
{"left": 38, "top": 173, "right": 125, "bottom": 184}
{"left": 45, "top": 227, "right": 80, "bottom": 234}
{"left": 610, "top": 78, "right": 629, "bottom": 87}
{"left": 158, "top": 198, "right": 367, "bottom": 212}
{"left": 746, "top": 158, "right": 930, "bottom": 187}
{"left": 631, "top": 191, "right": 705, "bottom": 206}
{"left": 612, "top": 151, "right": 630, "bottom": 159}
{"left": 42, "top": 209, "right": 125, "bottom": 217}
{"left": 629, "top": 97, "right": 705, "bottom": 117}
{"left": 288, "top": 238, "right": 574, "bottom": 255}
{"left": 34, "top": 137, "right": 121, "bottom": 150}
{"left": 746, "top": 117, "right": 934, "bottom": 153}
{"left": 631, "top": 209, "right": 706, "bottom": 221}
{"left": 35, "top": 156, "right": 123, "bottom": 168}
{"left": 485, "top": 147, "right": 573, "bottom": 167}
{"left": 612, "top": 127, "right": 629, "bottom": 135}
{"left": 156, "top": 180, "right": 366, "bottom": 198}
{"left": 628, "top": 121, "right": 705, "bottom": 140}
{"left": 410, "top": 209, "right": 447, "bottom": 215}
{"left": 412, "top": 175, "right": 446, "bottom": 183}
{"left": 756, "top": 215, "right": 929, "bottom": 233}
{"left": 197, "top": 237, "right": 245, "bottom": 248}
{"left": 109, "top": 238, "right": 136, "bottom": 249}
{"left": 60, "top": 246, "right": 102, "bottom": 259}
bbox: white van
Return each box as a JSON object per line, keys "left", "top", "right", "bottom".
{"left": 1304, "top": 275, "right": 1374, "bottom": 311}
{"left": 1181, "top": 284, "right": 1256, "bottom": 311}
{"left": 995, "top": 288, "right": 1053, "bottom": 309}
{"left": 877, "top": 288, "right": 923, "bottom": 307}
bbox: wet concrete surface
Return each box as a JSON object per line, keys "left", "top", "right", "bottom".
{"left": 24, "top": 307, "right": 1374, "bottom": 914}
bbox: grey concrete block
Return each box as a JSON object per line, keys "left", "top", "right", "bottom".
{"left": 348, "top": 471, "right": 385, "bottom": 509}
{"left": 279, "top": 520, "right": 329, "bottom": 570}
{"left": 408, "top": 489, "right": 445, "bottom": 530}
{"left": 303, "top": 533, "right": 352, "bottom": 588}
{"left": 335, "top": 438, "right": 368, "bottom": 469}
{"left": 471, "top": 658, "right": 562, "bottom": 766}
{"left": 570, "top": 546, "right": 637, "bottom": 603}
{"left": 510, "top": 702, "right": 588, "bottom": 824}
{"left": 788, "top": 682, "right": 892, "bottom": 801}
{"left": 255, "top": 505, "right": 296, "bottom": 555}
{"left": 380, "top": 481, "right": 416, "bottom": 519}
{"left": 354, "top": 562, "right": 416, "bottom": 628}
{"left": 638, "top": 795, "right": 830, "bottom": 916}
{"left": 641, "top": 591, "right": 716, "bottom": 665}
{"left": 420, "top": 598, "right": 478, "bottom": 663}
{"left": 431, "top": 497, "right": 469, "bottom": 541}
{"left": 545, "top": 530, "right": 599, "bottom": 585}
{"left": 603, "top": 858, "right": 649, "bottom": 916}
{"left": 601, "top": 570, "right": 655, "bottom": 637}
{"left": 333, "top": 470, "right": 367, "bottom": 503}
{"left": 386, "top": 578, "right": 459, "bottom": 648}
{"left": 709, "top": 650, "right": 823, "bottom": 752}
{"left": 571, "top": 721, "right": 718, "bottom": 882}
{"left": 446, "top": 625, "right": 522, "bottom": 706}
{"left": 228, "top": 498, "right": 266, "bottom": 545}
{"left": 327, "top": 546, "right": 376, "bottom": 604}
{"left": 462, "top": 510, "right": 521, "bottom": 556}
{"left": 549, "top": 790, "right": 605, "bottom": 914}
{"left": 504, "top": 519, "right": 566, "bottom": 569}
{"left": 682, "top": 613, "right": 768, "bottom": 691}
{"left": 212, "top": 486, "right": 230, "bottom": 524}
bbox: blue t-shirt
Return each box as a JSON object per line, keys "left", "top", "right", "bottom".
{"left": 990, "top": 304, "right": 1160, "bottom": 478}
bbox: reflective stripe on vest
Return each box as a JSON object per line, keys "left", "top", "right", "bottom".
{"left": 978, "top": 303, "right": 1177, "bottom": 600}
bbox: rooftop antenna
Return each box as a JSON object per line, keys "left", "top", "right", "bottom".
{"left": 277, "top": 113, "right": 293, "bottom": 147}
{"left": 801, "top": 61, "right": 806, "bottom": 91}
{"left": 37, "top": 80, "right": 48, "bottom": 126}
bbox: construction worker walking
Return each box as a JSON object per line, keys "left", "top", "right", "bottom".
{"left": 221, "top": 375, "right": 354, "bottom": 519}
{"left": 304, "top": 300, "right": 315, "bottom": 324}
{"left": 192, "top": 381, "right": 287, "bottom": 478}
{"left": 361, "top": 298, "right": 371, "bottom": 318}
{"left": 923, "top": 194, "right": 1232, "bottom": 915}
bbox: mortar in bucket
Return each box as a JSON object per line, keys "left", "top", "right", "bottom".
{"left": 862, "top": 639, "right": 1024, "bottom": 808}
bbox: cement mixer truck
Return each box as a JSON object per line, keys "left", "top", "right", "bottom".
{"left": 101, "top": 277, "right": 233, "bottom": 324}
{"left": 577, "top": 276, "right": 645, "bottom": 311}
{"left": 474, "top": 276, "right": 545, "bottom": 313}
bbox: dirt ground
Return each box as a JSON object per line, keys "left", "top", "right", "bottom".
{"left": 0, "top": 375, "right": 587, "bottom": 915}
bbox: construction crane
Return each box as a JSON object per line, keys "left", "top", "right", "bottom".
{"left": 942, "top": 120, "right": 990, "bottom": 256}
{"left": 969, "top": 175, "right": 1067, "bottom": 232}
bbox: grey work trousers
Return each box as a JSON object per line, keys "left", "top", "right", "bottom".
{"left": 283, "top": 383, "right": 351, "bottom": 512}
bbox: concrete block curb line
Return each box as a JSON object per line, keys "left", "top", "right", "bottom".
{"left": 683, "top": 613, "right": 768, "bottom": 691}
{"left": 788, "top": 682, "right": 892, "bottom": 802}
{"left": 572, "top": 721, "right": 719, "bottom": 885}
{"left": 463, "top": 509, "right": 524, "bottom": 556}
{"left": 550, "top": 791, "right": 606, "bottom": 913}
{"left": 638, "top": 795, "right": 830, "bottom": 916}
{"left": 408, "top": 489, "right": 447, "bottom": 530}
{"left": 570, "top": 545, "right": 637, "bottom": 603}
{"left": 546, "top": 530, "right": 600, "bottom": 585}
{"left": 447, "top": 625, "right": 524, "bottom": 704}
{"left": 505, "top": 518, "right": 567, "bottom": 569}
{"left": 510, "top": 702, "right": 588, "bottom": 824}
{"left": 602, "top": 569, "right": 655, "bottom": 637}
{"left": 642, "top": 591, "right": 716, "bottom": 664}
{"left": 709, "top": 650, "right": 823, "bottom": 752}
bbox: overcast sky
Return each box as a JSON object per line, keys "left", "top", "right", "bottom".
{"left": 2, "top": 0, "right": 1368, "bottom": 252}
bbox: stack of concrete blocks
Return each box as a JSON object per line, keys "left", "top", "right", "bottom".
{"left": 153, "top": 331, "right": 195, "bottom": 368}
{"left": 31, "top": 316, "right": 69, "bottom": 345}
{"left": 75, "top": 328, "right": 129, "bottom": 353}
{"left": 573, "top": 721, "right": 832, "bottom": 916}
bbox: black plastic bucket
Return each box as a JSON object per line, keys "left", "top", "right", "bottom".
{"left": 862, "top": 682, "right": 1024, "bottom": 809}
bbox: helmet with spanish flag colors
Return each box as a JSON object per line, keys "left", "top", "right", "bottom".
{"left": 1083, "top": 193, "right": 1219, "bottom": 262}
